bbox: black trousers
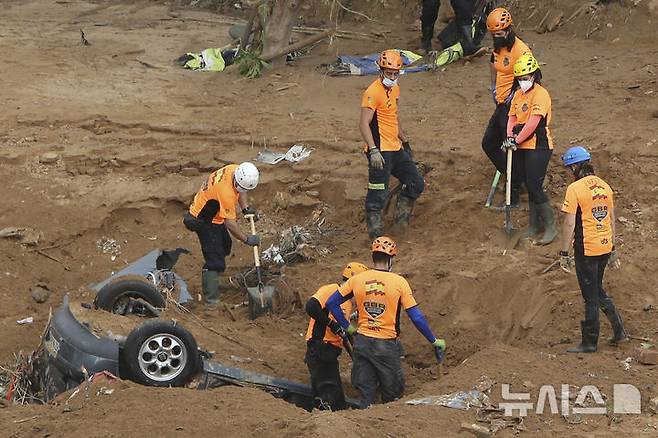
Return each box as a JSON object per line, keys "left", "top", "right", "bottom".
{"left": 305, "top": 340, "right": 346, "bottom": 411}
{"left": 513, "top": 148, "right": 552, "bottom": 204}
{"left": 365, "top": 149, "right": 424, "bottom": 212}
{"left": 351, "top": 334, "right": 404, "bottom": 406}
{"left": 575, "top": 253, "right": 611, "bottom": 322}
{"left": 482, "top": 102, "right": 510, "bottom": 174}
{"left": 422, "top": 0, "right": 475, "bottom": 44}
{"left": 183, "top": 212, "right": 232, "bottom": 272}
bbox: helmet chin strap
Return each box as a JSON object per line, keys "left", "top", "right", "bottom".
{"left": 386, "top": 258, "right": 393, "bottom": 272}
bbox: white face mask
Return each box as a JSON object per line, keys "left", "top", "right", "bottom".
{"left": 382, "top": 76, "right": 398, "bottom": 88}
{"left": 519, "top": 79, "right": 534, "bottom": 93}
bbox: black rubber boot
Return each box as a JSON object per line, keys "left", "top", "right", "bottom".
{"left": 523, "top": 201, "right": 542, "bottom": 239}
{"left": 202, "top": 269, "right": 220, "bottom": 305}
{"left": 394, "top": 195, "right": 415, "bottom": 226}
{"left": 567, "top": 320, "right": 599, "bottom": 353}
{"left": 366, "top": 210, "right": 383, "bottom": 239}
{"left": 459, "top": 24, "right": 478, "bottom": 56}
{"left": 601, "top": 297, "right": 628, "bottom": 345}
{"left": 535, "top": 201, "right": 557, "bottom": 245}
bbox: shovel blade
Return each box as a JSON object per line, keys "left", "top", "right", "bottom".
{"left": 247, "top": 285, "right": 275, "bottom": 319}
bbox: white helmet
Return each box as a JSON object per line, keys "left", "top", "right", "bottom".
{"left": 234, "top": 162, "right": 259, "bottom": 191}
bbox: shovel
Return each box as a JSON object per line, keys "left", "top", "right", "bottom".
{"left": 503, "top": 148, "right": 522, "bottom": 253}
{"left": 246, "top": 215, "right": 275, "bottom": 319}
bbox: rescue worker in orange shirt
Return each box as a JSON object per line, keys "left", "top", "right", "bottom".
{"left": 325, "top": 237, "right": 445, "bottom": 406}
{"left": 360, "top": 50, "right": 425, "bottom": 239}
{"left": 559, "top": 146, "right": 627, "bottom": 353}
{"left": 481, "top": 8, "right": 531, "bottom": 208}
{"left": 304, "top": 262, "right": 369, "bottom": 410}
{"left": 183, "top": 162, "right": 261, "bottom": 305}
{"left": 502, "top": 53, "right": 557, "bottom": 245}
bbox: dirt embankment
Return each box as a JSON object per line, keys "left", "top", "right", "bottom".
{"left": 0, "top": 0, "right": 657, "bottom": 436}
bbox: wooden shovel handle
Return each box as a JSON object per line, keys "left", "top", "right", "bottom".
{"left": 247, "top": 215, "right": 260, "bottom": 268}
{"left": 505, "top": 148, "right": 513, "bottom": 206}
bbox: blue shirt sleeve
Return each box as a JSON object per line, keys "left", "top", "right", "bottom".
{"left": 406, "top": 305, "right": 435, "bottom": 343}
{"left": 325, "top": 291, "right": 350, "bottom": 329}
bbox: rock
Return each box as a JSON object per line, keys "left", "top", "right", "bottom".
{"left": 460, "top": 422, "right": 491, "bottom": 437}
{"left": 273, "top": 191, "right": 291, "bottom": 211}
{"left": 652, "top": 109, "right": 658, "bottom": 119}
{"left": 305, "top": 190, "right": 320, "bottom": 199}
{"left": 635, "top": 348, "right": 658, "bottom": 365}
{"left": 31, "top": 283, "right": 51, "bottom": 303}
{"left": 109, "top": 159, "right": 121, "bottom": 168}
{"left": 39, "top": 152, "right": 60, "bottom": 164}
{"left": 649, "top": 396, "right": 658, "bottom": 414}
{"left": 644, "top": 304, "right": 654, "bottom": 311}
{"left": 164, "top": 162, "right": 181, "bottom": 172}
{"left": 181, "top": 167, "right": 200, "bottom": 177}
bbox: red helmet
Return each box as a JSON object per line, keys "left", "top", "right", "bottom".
{"left": 487, "top": 8, "right": 513, "bottom": 32}
{"left": 371, "top": 236, "right": 398, "bottom": 257}
{"left": 377, "top": 50, "right": 403, "bottom": 71}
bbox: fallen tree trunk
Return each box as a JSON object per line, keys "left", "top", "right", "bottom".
{"left": 262, "top": 29, "right": 332, "bottom": 62}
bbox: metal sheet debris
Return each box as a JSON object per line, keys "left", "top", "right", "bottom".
{"left": 255, "top": 144, "right": 313, "bottom": 165}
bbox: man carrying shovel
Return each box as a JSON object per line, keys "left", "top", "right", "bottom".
{"left": 304, "top": 262, "right": 369, "bottom": 410}
{"left": 183, "top": 162, "right": 261, "bottom": 306}
{"left": 325, "top": 237, "right": 445, "bottom": 406}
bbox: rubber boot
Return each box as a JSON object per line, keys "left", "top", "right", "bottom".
{"left": 523, "top": 201, "right": 542, "bottom": 239}
{"left": 459, "top": 25, "right": 478, "bottom": 56}
{"left": 535, "top": 201, "right": 557, "bottom": 245}
{"left": 394, "top": 195, "right": 415, "bottom": 226}
{"left": 421, "top": 24, "right": 434, "bottom": 53}
{"left": 366, "top": 210, "right": 383, "bottom": 239}
{"left": 601, "top": 298, "right": 628, "bottom": 345}
{"left": 567, "top": 320, "right": 599, "bottom": 353}
{"left": 201, "top": 269, "right": 220, "bottom": 305}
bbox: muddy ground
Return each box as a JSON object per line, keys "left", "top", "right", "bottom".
{"left": 0, "top": 0, "right": 657, "bottom": 436}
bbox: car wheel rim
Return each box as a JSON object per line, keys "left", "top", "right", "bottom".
{"left": 137, "top": 333, "right": 187, "bottom": 382}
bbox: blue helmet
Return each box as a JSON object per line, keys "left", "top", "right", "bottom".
{"left": 562, "top": 146, "right": 591, "bottom": 166}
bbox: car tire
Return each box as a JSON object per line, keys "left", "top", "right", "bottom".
{"left": 94, "top": 277, "right": 166, "bottom": 314}
{"left": 122, "top": 320, "right": 200, "bottom": 387}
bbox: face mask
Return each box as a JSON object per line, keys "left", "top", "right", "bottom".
{"left": 382, "top": 76, "right": 398, "bottom": 88}
{"left": 493, "top": 31, "right": 515, "bottom": 51}
{"left": 519, "top": 79, "right": 534, "bottom": 93}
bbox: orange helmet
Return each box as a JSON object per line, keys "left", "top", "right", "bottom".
{"left": 377, "top": 50, "right": 403, "bottom": 71}
{"left": 371, "top": 236, "right": 398, "bottom": 257}
{"left": 342, "top": 262, "right": 369, "bottom": 279}
{"left": 487, "top": 8, "right": 513, "bottom": 32}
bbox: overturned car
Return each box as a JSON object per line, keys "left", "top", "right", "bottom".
{"left": 31, "top": 296, "right": 361, "bottom": 410}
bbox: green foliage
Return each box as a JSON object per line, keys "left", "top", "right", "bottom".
{"left": 235, "top": 49, "right": 270, "bottom": 79}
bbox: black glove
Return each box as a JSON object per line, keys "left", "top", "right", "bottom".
{"left": 402, "top": 141, "right": 412, "bottom": 156}
{"left": 246, "top": 234, "right": 260, "bottom": 247}
{"left": 328, "top": 320, "right": 347, "bottom": 339}
{"left": 242, "top": 207, "right": 259, "bottom": 221}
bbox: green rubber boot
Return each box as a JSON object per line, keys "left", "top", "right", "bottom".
{"left": 394, "top": 195, "right": 416, "bottom": 227}
{"left": 523, "top": 201, "right": 542, "bottom": 239}
{"left": 366, "top": 210, "right": 383, "bottom": 239}
{"left": 201, "top": 269, "right": 220, "bottom": 305}
{"left": 535, "top": 201, "right": 557, "bottom": 245}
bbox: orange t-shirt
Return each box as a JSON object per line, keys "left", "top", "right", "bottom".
{"left": 561, "top": 175, "right": 614, "bottom": 256}
{"left": 338, "top": 270, "right": 417, "bottom": 340}
{"left": 492, "top": 37, "right": 531, "bottom": 103}
{"left": 508, "top": 83, "right": 554, "bottom": 150}
{"left": 189, "top": 164, "right": 239, "bottom": 225}
{"left": 361, "top": 79, "right": 401, "bottom": 152}
{"left": 305, "top": 283, "right": 352, "bottom": 348}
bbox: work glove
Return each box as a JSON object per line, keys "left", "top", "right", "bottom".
{"left": 242, "top": 207, "right": 260, "bottom": 221}
{"left": 368, "top": 148, "right": 385, "bottom": 170}
{"left": 346, "top": 325, "right": 357, "bottom": 336}
{"left": 608, "top": 248, "right": 621, "bottom": 269}
{"left": 328, "top": 320, "right": 347, "bottom": 338}
{"left": 432, "top": 338, "right": 446, "bottom": 364}
{"left": 559, "top": 251, "right": 573, "bottom": 273}
{"left": 245, "top": 234, "right": 260, "bottom": 247}
{"left": 500, "top": 137, "right": 517, "bottom": 152}
{"left": 402, "top": 141, "right": 413, "bottom": 158}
